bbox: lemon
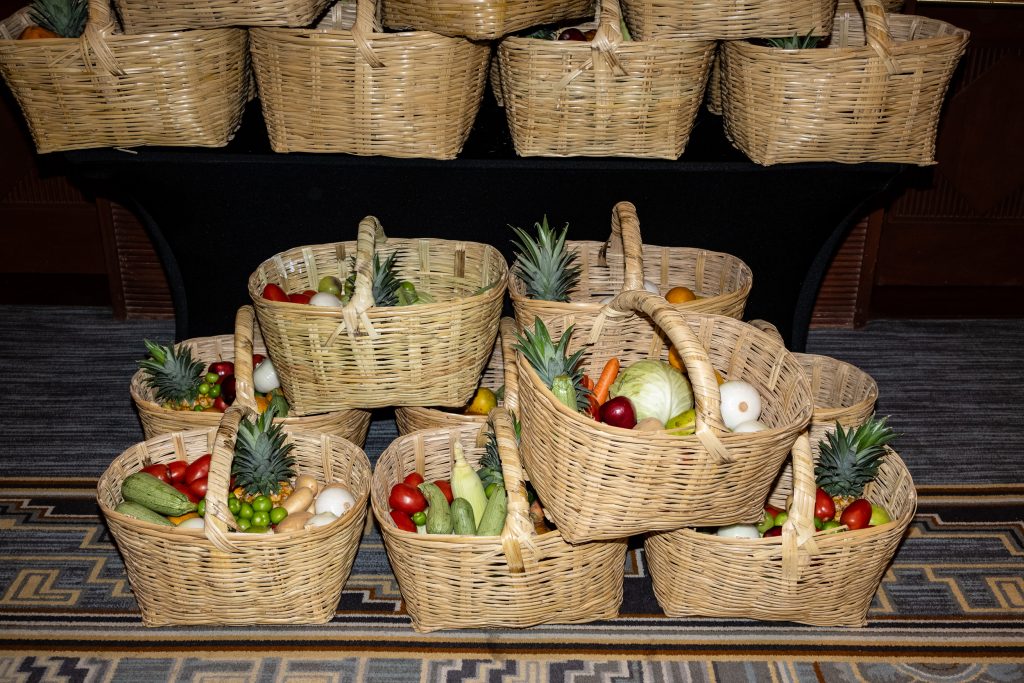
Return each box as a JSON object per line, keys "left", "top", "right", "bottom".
{"left": 464, "top": 387, "right": 498, "bottom": 416}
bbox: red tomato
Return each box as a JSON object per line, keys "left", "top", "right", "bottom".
{"left": 185, "top": 454, "right": 212, "bottom": 484}
{"left": 302, "top": 289, "right": 317, "bottom": 297}
{"left": 815, "top": 487, "right": 836, "bottom": 522}
{"left": 432, "top": 479, "right": 454, "bottom": 505}
{"left": 212, "top": 396, "right": 229, "bottom": 412}
{"left": 390, "top": 510, "right": 416, "bottom": 533}
{"left": 389, "top": 483, "right": 427, "bottom": 515}
{"left": 208, "top": 360, "right": 234, "bottom": 382}
{"left": 188, "top": 476, "right": 209, "bottom": 498}
{"left": 167, "top": 461, "right": 188, "bottom": 483}
{"left": 764, "top": 504, "right": 781, "bottom": 518}
{"left": 762, "top": 525, "right": 783, "bottom": 538}
{"left": 140, "top": 464, "right": 170, "bottom": 483}
{"left": 173, "top": 482, "right": 200, "bottom": 503}
{"left": 840, "top": 498, "right": 873, "bottom": 530}
{"left": 252, "top": 354, "right": 265, "bottom": 368}
{"left": 262, "top": 283, "right": 289, "bottom": 302}
{"left": 403, "top": 472, "right": 425, "bottom": 488}
{"left": 288, "top": 292, "right": 312, "bottom": 305}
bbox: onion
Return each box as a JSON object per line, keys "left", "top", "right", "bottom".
{"left": 309, "top": 292, "right": 344, "bottom": 307}
{"left": 719, "top": 380, "right": 762, "bottom": 430}
{"left": 252, "top": 358, "right": 280, "bottom": 393}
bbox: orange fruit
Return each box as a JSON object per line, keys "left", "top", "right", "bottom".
{"left": 665, "top": 286, "right": 697, "bottom": 303}
{"left": 668, "top": 345, "right": 683, "bottom": 371}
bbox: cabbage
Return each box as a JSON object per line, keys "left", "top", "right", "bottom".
{"left": 609, "top": 359, "right": 693, "bottom": 425}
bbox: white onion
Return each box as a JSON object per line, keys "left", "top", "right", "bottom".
{"left": 719, "top": 380, "right": 762, "bottom": 430}
{"left": 309, "top": 292, "right": 344, "bottom": 307}
{"left": 306, "top": 511, "right": 339, "bottom": 528}
{"left": 252, "top": 358, "right": 280, "bottom": 393}
{"left": 732, "top": 419, "right": 769, "bottom": 433}
{"left": 314, "top": 484, "right": 357, "bottom": 518}
{"left": 643, "top": 279, "right": 660, "bottom": 294}
{"left": 716, "top": 524, "right": 762, "bottom": 539}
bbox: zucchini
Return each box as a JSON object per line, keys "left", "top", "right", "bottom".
{"left": 418, "top": 482, "right": 453, "bottom": 534}
{"left": 450, "top": 497, "right": 477, "bottom": 536}
{"left": 114, "top": 501, "right": 174, "bottom": 526}
{"left": 475, "top": 483, "right": 507, "bottom": 536}
{"left": 121, "top": 471, "right": 197, "bottom": 517}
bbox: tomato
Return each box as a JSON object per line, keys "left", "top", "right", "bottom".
{"left": 252, "top": 354, "right": 265, "bottom": 368}
{"left": 140, "top": 464, "right": 170, "bottom": 483}
{"left": 815, "top": 487, "right": 836, "bottom": 522}
{"left": 188, "top": 476, "right": 209, "bottom": 498}
{"left": 762, "top": 525, "right": 783, "bottom": 537}
{"left": 185, "top": 453, "right": 211, "bottom": 484}
{"left": 288, "top": 292, "right": 312, "bottom": 305}
{"left": 262, "top": 283, "right": 289, "bottom": 302}
{"left": 173, "top": 482, "right": 200, "bottom": 503}
{"left": 402, "top": 472, "right": 425, "bottom": 488}
{"left": 167, "top": 460, "right": 188, "bottom": 483}
{"left": 302, "top": 289, "right": 317, "bottom": 297}
{"left": 840, "top": 499, "right": 873, "bottom": 530}
{"left": 388, "top": 483, "right": 427, "bottom": 515}
{"left": 390, "top": 510, "right": 416, "bottom": 533}
{"left": 208, "top": 360, "right": 234, "bottom": 382}
{"left": 764, "top": 504, "right": 781, "bottom": 518}
{"left": 433, "top": 479, "right": 454, "bottom": 504}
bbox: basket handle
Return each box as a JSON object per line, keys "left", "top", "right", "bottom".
{"left": 491, "top": 406, "right": 541, "bottom": 574}
{"left": 858, "top": 0, "right": 902, "bottom": 76}
{"left": 201, "top": 403, "right": 254, "bottom": 553}
{"left": 329, "top": 216, "right": 385, "bottom": 345}
{"left": 592, "top": 0, "right": 627, "bottom": 75}
{"left": 350, "top": 0, "right": 385, "bottom": 68}
{"left": 598, "top": 200, "right": 646, "bottom": 293}
{"left": 781, "top": 431, "right": 821, "bottom": 581}
{"left": 232, "top": 305, "right": 262, "bottom": 412}
{"left": 593, "top": 290, "right": 731, "bottom": 459}
{"left": 81, "top": 0, "right": 123, "bottom": 77}
{"left": 747, "top": 319, "right": 785, "bottom": 346}
{"left": 499, "top": 317, "right": 520, "bottom": 411}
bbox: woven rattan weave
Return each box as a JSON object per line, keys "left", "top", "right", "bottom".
{"left": 382, "top": 0, "right": 594, "bottom": 40}
{"left": 620, "top": 0, "right": 836, "bottom": 41}
{"left": 114, "top": 0, "right": 332, "bottom": 32}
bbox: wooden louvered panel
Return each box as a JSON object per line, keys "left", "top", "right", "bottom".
{"left": 97, "top": 199, "right": 175, "bottom": 320}
{"left": 810, "top": 215, "right": 873, "bottom": 329}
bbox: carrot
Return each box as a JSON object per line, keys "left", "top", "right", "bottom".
{"left": 593, "top": 358, "right": 620, "bottom": 407}
{"left": 581, "top": 374, "right": 600, "bottom": 417}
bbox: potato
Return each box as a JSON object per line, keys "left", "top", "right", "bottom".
{"left": 281, "top": 486, "right": 315, "bottom": 515}
{"left": 293, "top": 474, "right": 319, "bottom": 495}
{"left": 273, "top": 511, "right": 313, "bottom": 533}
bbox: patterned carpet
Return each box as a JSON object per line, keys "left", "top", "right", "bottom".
{"left": 1, "top": 307, "right": 1022, "bottom": 681}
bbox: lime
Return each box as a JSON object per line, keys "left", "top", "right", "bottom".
{"left": 197, "top": 499, "right": 206, "bottom": 517}
{"left": 236, "top": 516, "right": 251, "bottom": 531}
{"left": 238, "top": 502, "right": 254, "bottom": 520}
{"left": 269, "top": 507, "right": 288, "bottom": 525}
{"left": 411, "top": 511, "right": 426, "bottom": 527}
{"left": 250, "top": 510, "right": 270, "bottom": 528}
{"left": 227, "top": 496, "right": 241, "bottom": 515}
{"left": 252, "top": 495, "right": 272, "bottom": 513}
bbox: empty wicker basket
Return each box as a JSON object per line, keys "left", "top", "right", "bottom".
{"left": 0, "top": 0, "right": 249, "bottom": 153}
{"left": 517, "top": 290, "right": 813, "bottom": 544}
{"left": 497, "top": 0, "right": 714, "bottom": 159}
{"left": 719, "top": 0, "right": 969, "bottom": 165}
{"left": 372, "top": 408, "right": 628, "bottom": 632}
{"left": 130, "top": 306, "right": 371, "bottom": 445}
{"left": 97, "top": 405, "right": 372, "bottom": 626}
{"left": 510, "top": 201, "right": 753, "bottom": 333}
{"left": 382, "top": 0, "right": 594, "bottom": 40}
{"left": 620, "top": 0, "right": 836, "bottom": 41}
{"left": 249, "top": 0, "right": 489, "bottom": 158}
{"left": 645, "top": 432, "right": 916, "bottom": 626}
{"left": 248, "top": 216, "right": 508, "bottom": 414}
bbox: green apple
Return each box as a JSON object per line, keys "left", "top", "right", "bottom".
{"left": 665, "top": 408, "right": 696, "bottom": 436}
{"left": 317, "top": 275, "right": 343, "bottom": 296}
{"left": 822, "top": 519, "right": 841, "bottom": 531}
{"left": 869, "top": 503, "right": 891, "bottom": 526}
{"left": 755, "top": 510, "right": 775, "bottom": 535}
{"left": 772, "top": 511, "right": 789, "bottom": 528}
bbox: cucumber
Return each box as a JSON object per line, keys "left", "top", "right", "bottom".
{"left": 114, "top": 501, "right": 174, "bottom": 526}
{"left": 450, "top": 498, "right": 477, "bottom": 536}
{"left": 475, "top": 484, "right": 507, "bottom": 536}
{"left": 121, "top": 471, "right": 197, "bottom": 517}
{"left": 418, "top": 482, "right": 453, "bottom": 535}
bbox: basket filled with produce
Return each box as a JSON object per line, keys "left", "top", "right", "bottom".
{"left": 395, "top": 317, "right": 520, "bottom": 436}
{"left": 97, "top": 403, "right": 372, "bottom": 626}
{"left": 496, "top": 0, "right": 714, "bottom": 159}
{"left": 509, "top": 201, "right": 753, "bottom": 334}
{"left": 619, "top": 0, "right": 835, "bottom": 41}
{"left": 249, "top": 0, "right": 489, "bottom": 158}
{"left": 644, "top": 424, "right": 915, "bottom": 626}
{"left": 515, "top": 289, "right": 813, "bottom": 544}
{"left": 372, "top": 407, "right": 628, "bottom": 632}
{"left": 0, "top": 0, "right": 249, "bottom": 154}
{"left": 113, "top": 0, "right": 332, "bottom": 32}
{"left": 131, "top": 306, "right": 371, "bottom": 445}
{"left": 248, "top": 215, "right": 508, "bottom": 415}
{"left": 719, "top": 0, "right": 968, "bottom": 165}
{"left": 382, "top": 0, "right": 594, "bottom": 41}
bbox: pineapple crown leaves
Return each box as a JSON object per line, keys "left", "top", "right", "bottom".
{"left": 510, "top": 215, "right": 581, "bottom": 303}
{"left": 513, "top": 318, "right": 592, "bottom": 412}
{"left": 29, "top": 0, "right": 88, "bottom": 38}
{"left": 345, "top": 251, "right": 402, "bottom": 307}
{"left": 815, "top": 415, "right": 896, "bottom": 497}
{"left": 138, "top": 339, "right": 205, "bottom": 404}
{"left": 231, "top": 404, "right": 297, "bottom": 497}
{"left": 765, "top": 30, "right": 823, "bottom": 49}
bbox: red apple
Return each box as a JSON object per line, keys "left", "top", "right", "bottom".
{"left": 599, "top": 396, "right": 636, "bottom": 429}
{"left": 814, "top": 487, "right": 836, "bottom": 522}
{"left": 207, "top": 360, "right": 234, "bottom": 383}
{"left": 840, "top": 498, "right": 873, "bottom": 530}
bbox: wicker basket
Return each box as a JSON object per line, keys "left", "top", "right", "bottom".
{"left": 645, "top": 431, "right": 916, "bottom": 626}
{"left": 130, "top": 306, "right": 371, "bottom": 445}
{"left": 372, "top": 408, "right": 628, "bottom": 632}
{"left": 510, "top": 201, "right": 752, "bottom": 332}
{"left": 517, "top": 290, "right": 813, "bottom": 544}
{"left": 114, "top": 0, "right": 332, "bottom": 32}
{"left": 497, "top": 0, "right": 714, "bottom": 159}
{"left": 395, "top": 317, "right": 519, "bottom": 436}
{"left": 0, "top": 0, "right": 249, "bottom": 154}
{"left": 97, "top": 404, "right": 372, "bottom": 626}
{"left": 248, "top": 216, "right": 508, "bottom": 415}
{"left": 249, "top": 0, "right": 489, "bottom": 158}
{"left": 382, "top": 0, "right": 594, "bottom": 40}
{"left": 620, "top": 0, "right": 836, "bottom": 41}
{"left": 719, "top": 0, "right": 969, "bottom": 165}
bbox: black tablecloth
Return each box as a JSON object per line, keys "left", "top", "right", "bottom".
{"left": 63, "top": 99, "right": 906, "bottom": 351}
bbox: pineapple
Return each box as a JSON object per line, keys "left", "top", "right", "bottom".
{"left": 513, "top": 318, "right": 590, "bottom": 413}
{"left": 345, "top": 251, "right": 402, "bottom": 307}
{"left": 476, "top": 426, "right": 504, "bottom": 489}
{"left": 815, "top": 416, "right": 896, "bottom": 515}
{"left": 510, "top": 216, "right": 580, "bottom": 302}
{"left": 24, "top": 0, "right": 87, "bottom": 38}
{"left": 232, "top": 406, "right": 296, "bottom": 500}
{"left": 138, "top": 340, "right": 207, "bottom": 410}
